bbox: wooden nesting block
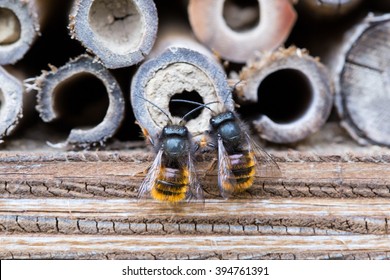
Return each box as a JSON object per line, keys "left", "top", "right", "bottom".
{"left": 336, "top": 15, "right": 390, "bottom": 146}
{"left": 188, "top": 0, "right": 296, "bottom": 63}
{"left": 131, "top": 46, "right": 233, "bottom": 143}
{"left": 238, "top": 47, "right": 334, "bottom": 143}
{"left": 0, "top": 67, "right": 23, "bottom": 141}
{"left": 69, "top": 0, "right": 158, "bottom": 69}
{"left": 34, "top": 54, "right": 125, "bottom": 148}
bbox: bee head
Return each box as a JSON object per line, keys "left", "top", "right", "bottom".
{"left": 161, "top": 125, "right": 189, "bottom": 159}
{"left": 210, "top": 111, "right": 241, "bottom": 146}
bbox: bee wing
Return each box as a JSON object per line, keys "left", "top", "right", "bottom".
{"left": 217, "top": 137, "right": 237, "bottom": 199}
{"left": 138, "top": 148, "right": 163, "bottom": 200}
{"left": 186, "top": 152, "right": 204, "bottom": 202}
{"left": 244, "top": 132, "right": 282, "bottom": 179}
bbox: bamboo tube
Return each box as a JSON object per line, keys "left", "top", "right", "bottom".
{"left": 0, "top": 0, "right": 40, "bottom": 65}
{"left": 131, "top": 24, "right": 233, "bottom": 143}
{"left": 34, "top": 55, "right": 125, "bottom": 148}
{"left": 0, "top": 67, "right": 23, "bottom": 141}
{"left": 187, "top": 0, "right": 297, "bottom": 63}
{"left": 335, "top": 15, "right": 390, "bottom": 146}
{"left": 297, "top": 0, "right": 364, "bottom": 19}
{"left": 237, "top": 47, "right": 334, "bottom": 144}
{"left": 69, "top": 0, "right": 158, "bottom": 69}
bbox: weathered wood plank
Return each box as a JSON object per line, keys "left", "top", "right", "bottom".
{"left": 0, "top": 151, "right": 389, "bottom": 199}
{"left": 1, "top": 234, "right": 389, "bottom": 260}
{"left": 0, "top": 198, "right": 388, "bottom": 235}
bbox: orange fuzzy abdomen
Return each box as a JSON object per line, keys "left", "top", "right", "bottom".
{"left": 151, "top": 167, "right": 189, "bottom": 202}
{"left": 223, "top": 151, "right": 256, "bottom": 192}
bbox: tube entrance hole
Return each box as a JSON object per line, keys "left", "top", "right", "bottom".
{"left": 169, "top": 90, "right": 204, "bottom": 122}
{"left": 223, "top": 0, "right": 260, "bottom": 32}
{"left": 240, "top": 69, "right": 313, "bottom": 124}
{"left": 0, "top": 8, "right": 21, "bottom": 45}
{"left": 53, "top": 73, "right": 109, "bottom": 130}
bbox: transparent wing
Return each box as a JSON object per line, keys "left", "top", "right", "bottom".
{"left": 244, "top": 132, "right": 282, "bottom": 179}
{"left": 217, "top": 137, "right": 237, "bottom": 199}
{"left": 138, "top": 149, "right": 163, "bottom": 200}
{"left": 186, "top": 152, "right": 204, "bottom": 203}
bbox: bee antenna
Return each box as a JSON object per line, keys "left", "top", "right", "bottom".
{"left": 223, "top": 79, "right": 243, "bottom": 105}
{"left": 179, "top": 101, "right": 220, "bottom": 124}
{"left": 171, "top": 99, "right": 218, "bottom": 114}
{"left": 135, "top": 94, "right": 172, "bottom": 124}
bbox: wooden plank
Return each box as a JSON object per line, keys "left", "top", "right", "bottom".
{"left": 0, "top": 151, "right": 389, "bottom": 199}
{"left": 0, "top": 198, "right": 388, "bottom": 235}
{"left": 1, "top": 234, "right": 389, "bottom": 260}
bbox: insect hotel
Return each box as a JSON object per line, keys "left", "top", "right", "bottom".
{"left": 0, "top": 0, "right": 389, "bottom": 260}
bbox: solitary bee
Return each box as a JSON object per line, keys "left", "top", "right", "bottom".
{"left": 137, "top": 95, "right": 216, "bottom": 203}
{"left": 172, "top": 96, "right": 281, "bottom": 198}
{"left": 208, "top": 110, "right": 281, "bottom": 198}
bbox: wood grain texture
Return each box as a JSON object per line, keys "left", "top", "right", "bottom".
{"left": 0, "top": 147, "right": 389, "bottom": 259}
{"left": 0, "top": 150, "right": 389, "bottom": 199}
{"left": 1, "top": 234, "right": 389, "bottom": 260}
{"left": 0, "top": 198, "right": 389, "bottom": 236}
{"left": 0, "top": 198, "right": 389, "bottom": 259}
{"left": 337, "top": 16, "right": 390, "bottom": 146}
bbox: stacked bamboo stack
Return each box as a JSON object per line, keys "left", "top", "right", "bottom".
{"left": 0, "top": 0, "right": 389, "bottom": 259}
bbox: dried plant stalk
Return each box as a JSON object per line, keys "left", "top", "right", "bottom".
{"left": 0, "top": 0, "right": 39, "bottom": 65}
{"left": 131, "top": 23, "right": 233, "bottom": 142}
{"left": 238, "top": 47, "right": 333, "bottom": 143}
{"left": 69, "top": 0, "right": 158, "bottom": 69}
{"left": 0, "top": 67, "right": 23, "bottom": 141}
{"left": 188, "top": 0, "right": 296, "bottom": 63}
{"left": 34, "top": 55, "right": 125, "bottom": 148}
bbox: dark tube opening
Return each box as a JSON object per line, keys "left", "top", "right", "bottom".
{"left": 169, "top": 90, "right": 204, "bottom": 122}
{"left": 240, "top": 69, "right": 313, "bottom": 124}
{"left": 223, "top": 0, "right": 260, "bottom": 32}
{"left": 53, "top": 73, "right": 109, "bottom": 131}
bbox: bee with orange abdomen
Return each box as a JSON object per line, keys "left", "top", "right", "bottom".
{"left": 139, "top": 124, "right": 201, "bottom": 202}
{"left": 208, "top": 110, "right": 281, "bottom": 198}
{"left": 172, "top": 96, "right": 281, "bottom": 198}
{"left": 137, "top": 96, "right": 215, "bottom": 203}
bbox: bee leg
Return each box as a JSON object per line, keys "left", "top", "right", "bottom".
{"left": 202, "top": 159, "right": 218, "bottom": 179}
{"left": 135, "top": 165, "right": 151, "bottom": 176}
